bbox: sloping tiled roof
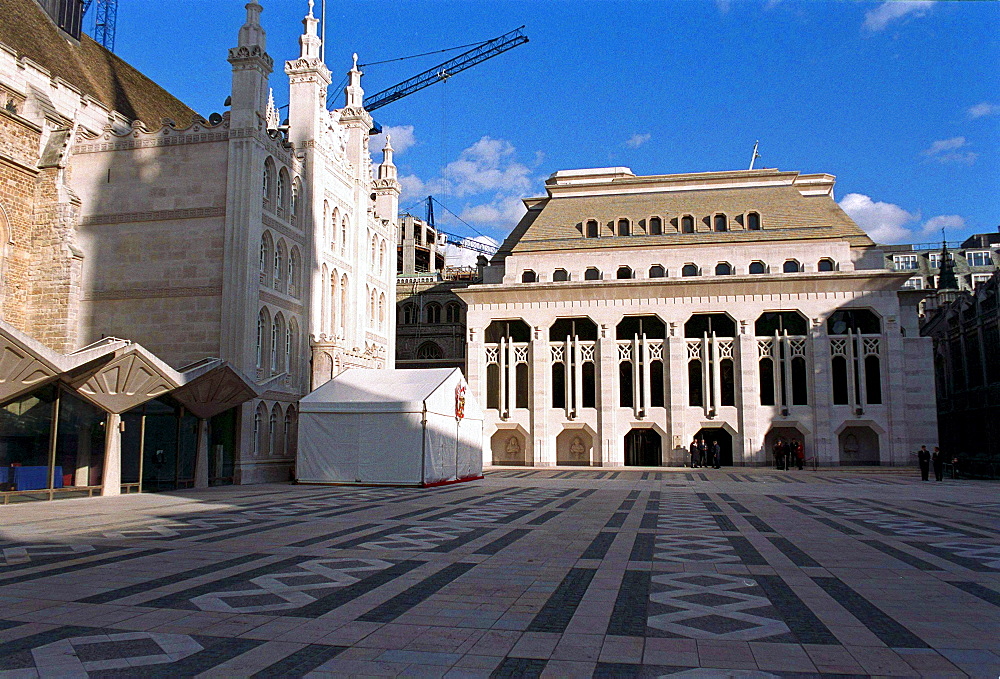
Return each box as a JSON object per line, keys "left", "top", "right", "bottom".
{"left": 497, "top": 171, "right": 875, "bottom": 257}
{"left": 0, "top": 0, "right": 197, "bottom": 126}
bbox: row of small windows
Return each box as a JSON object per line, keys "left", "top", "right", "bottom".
{"left": 263, "top": 158, "right": 299, "bottom": 224}
{"left": 259, "top": 231, "right": 301, "bottom": 297}
{"left": 582, "top": 212, "right": 762, "bottom": 238}
{"left": 252, "top": 402, "right": 298, "bottom": 459}
{"left": 319, "top": 266, "right": 348, "bottom": 337}
{"left": 255, "top": 307, "right": 301, "bottom": 377}
{"left": 322, "top": 202, "right": 350, "bottom": 257}
{"left": 522, "top": 258, "right": 837, "bottom": 283}
{"left": 399, "top": 302, "right": 464, "bottom": 325}
{"left": 366, "top": 287, "right": 388, "bottom": 332}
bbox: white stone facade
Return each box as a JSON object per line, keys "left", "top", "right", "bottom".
{"left": 458, "top": 168, "right": 937, "bottom": 468}
{"left": 0, "top": 1, "right": 397, "bottom": 485}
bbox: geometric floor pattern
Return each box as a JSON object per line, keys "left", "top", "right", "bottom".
{"left": 0, "top": 467, "right": 997, "bottom": 677}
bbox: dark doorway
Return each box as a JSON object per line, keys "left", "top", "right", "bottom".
{"left": 695, "top": 427, "right": 733, "bottom": 466}
{"left": 625, "top": 428, "right": 661, "bottom": 466}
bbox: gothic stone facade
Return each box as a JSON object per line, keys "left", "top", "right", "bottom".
{"left": 0, "top": 0, "right": 397, "bottom": 488}
{"left": 458, "top": 167, "right": 936, "bottom": 468}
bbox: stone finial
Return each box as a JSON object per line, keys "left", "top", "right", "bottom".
{"left": 307, "top": 0, "right": 314, "bottom": 17}
{"left": 352, "top": 53, "right": 359, "bottom": 71}
{"left": 238, "top": 1, "right": 266, "bottom": 49}
{"left": 344, "top": 54, "right": 364, "bottom": 107}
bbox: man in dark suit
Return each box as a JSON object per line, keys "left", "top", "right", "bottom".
{"left": 711, "top": 440, "right": 721, "bottom": 469}
{"left": 917, "top": 445, "right": 931, "bottom": 481}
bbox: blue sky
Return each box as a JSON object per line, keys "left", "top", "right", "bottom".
{"left": 101, "top": 1, "right": 998, "bottom": 249}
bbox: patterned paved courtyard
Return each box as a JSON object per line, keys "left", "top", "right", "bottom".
{"left": 0, "top": 468, "right": 998, "bottom": 678}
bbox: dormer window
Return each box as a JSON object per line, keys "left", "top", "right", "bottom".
{"left": 649, "top": 265, "right": 665, "bottom": 278}
{"left": 715, "top": 262, "right": 732, "bottom": 275}
{"left": 749, "top": 261, "right": 767, "bottom": 274}
{"left": 617, "top": 218, "right": 631, "bottom": 237}
{"left": 747, "top": 212, "right": 761, "bottom": 231}
{"left": 714, "top": 214, "right": 728, "bottom": 232}
{"left": 553, "top": 269, "right": 569, "bottom": 282}
{"left": 521, "top": 270, "right": 537, "bottom": 283}
{"left": 783, "top": 259, "right": 801, "bottom": 273}
{"left": 616, "top": 266, "right": 633, "bottom": 279}
{"left": 681, "top": 215, "right": 695, "bottom": 233}
{"left": 682, "top": 264, "right": 699, "bottom": 277}
{"left": 818, "top": 258, "right": 836, "bottom": 272}
{"left": 649, "top": 216, "right": 662, "bottom": 235}
{"left": 586, "top": 220, "right": 599, "bottom": 238}
{"left": 584, "top": 267, "right": 601, "bottom": 281}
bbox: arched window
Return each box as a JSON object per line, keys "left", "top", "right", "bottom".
{"left": 259, "top": 231, "right": 274, "bottom": 285}
{"left": 378, "top": 293, "right": 386, "bottom": 329}
{"left": 585, "top": 220, "right": 599, "bottom": 238}
{"left": 827, "top": 309, "right": 882, "bottom": 335}
{"left": 616, "top": 266, "right": 633, "bottom": 279}
{"left": 401, "top": 303, "right": 417, "bottom": 325}
{"left": 584, "top": 267, "right": 601, "bottom": 281}
{"left": 714, "top": 214, "right": 728, "bottom": 232}
{"left": 681, "top": 215, "right": 695, "bottom": 233}
{"left": 254, "top": 402, "right": 267, "bottom": 455}
{"left": 271, "top": 313, "right": 285, "bottom": 373}
{"left": 331, "top": 206, "right": 339, "bottom": 250}
{"left": 446, "top": 302, "right": 462, "bottom": 323}
{"left": 746, "top": 212, "right": 761, "bottom": 230}
{"left": 340, "top": 274, "right": 348, "bottom": 332}
{"left": 256, "top": 308, "right": 268, "bottom": 368}
{"left": 715, "top": 262, "right": 732, "bottom": 276}
{"left": 273, "top": 239, "right": 286, "bottom": 291}
{"left": 783, "top": 259, "right": 800, "bottom": 273}
{"left": 289, "top": 318, "right": 299, "bottom": 377}
{"left": 521, "top": 270, "right": 537, "bottom": 283}
{"left": 269, "top": 404, "right": 281, "bottom": 457}
{"left": 322, "top": 201, "right": 329, "bottom": 245}
{"left": 649, "top": 265, "right": 665, "bottom": 278}
{"left": 263, "top": 158, "right": 275, "bottom": 208}
{"left": 288, "top": 247, "right": 300, "bottom": 297}
{"left": 818, "top": 258, "right": 835, "bottom": 272}
{"left": 682, "top": 263, "right": 699, "bottom": 277}
{"left": 617, "top": 218, "right": 631, "bottom": 236}
{"left": 379, "top": 241, "right": 386, "bottom": 273}
{"left": 649, "top": 216, "right": 662, "bottom": 235}
{"left": 285, "top": 405, "right": 298, "bottom": 457}
{"left": 371, "top": 234, "right": 378, "bottom": 267}
{"left": 290, "top": 178, "right": 300, "bottom": 224}
{"left": 416, "top": 341, "right": 443, "bottom": 359}
{"left": 341, "top": 216, "right": 348, "bottom": 255}
{"left": 276, "top": 168, "right": 288, "bottom": 216}
{"left": 749, "top": 261, "right": 766, "bottom": 275}
{"left": 553, "top": 269, "right": 569, "bottom": 282}
{"left": 426, "top": 303, "right": 442, "bottom": 324}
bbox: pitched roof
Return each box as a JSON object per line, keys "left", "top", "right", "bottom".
{"left": 496, "top": 168, "right": 875, "bottom": 258}
{"left": 0, "top": 0, "right": 197, "bottom": 126}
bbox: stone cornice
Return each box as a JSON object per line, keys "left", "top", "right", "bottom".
{"left": 259, "top": 290, "right": 304, "bottom": 314}
{"left": 262, "top": 212, "right": 305, "bottom": 242}
{"left": 84, "top": 285, "right": 222, "bottom": 301}
{"left": 73, "top": 130, "right": 228, "bottom": 154}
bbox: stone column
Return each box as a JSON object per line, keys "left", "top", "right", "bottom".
{"left": 597, "top": 324, "right": 617, "bottom": 466}
{"left": 195, "top": 418, "right": 210, "bottom": 489}
{"left": 530, "top": 326, "right": 552, "bottom": 466}
{"left": 736, "top": 332, "right": 759, "bottom": 466}
{"left": 101, "top": 413, "right": 121, "bottom": 497}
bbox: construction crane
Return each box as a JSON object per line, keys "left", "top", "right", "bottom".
{"left": 82, "top": 0, "right": 118, "bottom": 52}
{"left": 327, "top": 26, "right": 528, "bottom": 112}
{"left": 424, "top": 196, "right": 499, "bottom": 257}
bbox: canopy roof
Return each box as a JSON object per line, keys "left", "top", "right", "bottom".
{"left": 301, "top": 368, "right": 481, "bottom": 418}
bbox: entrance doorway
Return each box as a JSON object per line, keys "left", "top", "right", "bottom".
{"left": 625, "top": 428, "right": 661, "bottom": 466}
{"left": 839, "top": 426, "right": 880, "bottom": 465}
{"left": 695, "top": 427, "right": 733, "bottom": 466}
{"left": 764, "top": 427, "right": 805, "bottom": 467}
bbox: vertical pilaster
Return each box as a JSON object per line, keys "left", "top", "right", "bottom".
{"left": 195, "top": 418, "right": 210, "bottom": 488}
{"left": 101, "top": 413, "right": 121, "bottom": 497}
{"left": 597, "top": 324, "right": 617, "bottom": 466}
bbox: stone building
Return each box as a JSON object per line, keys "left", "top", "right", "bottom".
{"left": 880, "top": 229, "right": 1000, "bottom": 294}
{"left": 458, "top": 167, "right": 936, "bottom": 468}
{"left": 0, "top": 0, "right": 396, "bottom": 500}
{"left": 920, "top": 270, "right": 1000, "bottom": 472}
{"left": 395, "top": 213, "right": 473, "bottom": 371}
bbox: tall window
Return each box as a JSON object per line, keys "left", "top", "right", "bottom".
{"left": 756, "top": 312, "right": 809, "bottom": 407}
{"left": 685, "top": 314, "right": 736, "bottom": 412}
{"left": 617, "top": 316, "right": 665, "bottom": 414}
{"left": 259, "top": 232, "right": 273, "bottom": 285}
{"left": 617, "top": 218, "right": 631, "bottom": 236}
{"left": 746, "top": 212, "right": 761, "bottom": 230}
{"left": 289, "top": 319, "right": 299, "bottom": 377}
{"left": 681, "top": 215, "right": 694, "bottom": 233}
{"left": 262, "top": 159, "right": 274, "bottom": 208}
{"left": 828, "top": 309, "right": 883, "bottom": 407}
{"left": 400, "top": 303, "right": 417, "bottom": 325}
{"left": 271, "top": 314, "right": 284, "bottom": 373}
{"left": 290, "top": 179, "right": 300, "bottom": 224}
{"left": 340, "top": 274, "right": 348, "bottom": 334}
{"left": 256, "top": 308, "right": 268, "bottom": 369}
{"left": 273, "top": 240, "right": 286, "bottom": 291}
{"left": 426, "top": 303, "right": 442, "bottom": 324}
{"left": 550, "top": 318, "right": 598, "bottom": 414}
{"left": 446, "top": 302, "right": 462, "bottom": 323}
{"left": 276, "top": 170, "right": 287, "bottom": 215}
{"left": 485, "top": 320, "right": 531, "bottom": 415}
{"left": 585, "top": 220, "right": 599, "bottom": 238}
{"left": 378, "top": 293, "right": 386, "bottom": 330}
{"left": 341, "top": 217, "right": 348, "bottom": 255}
{"left": 714, "top": 214, "right": 728, "bottom": 232}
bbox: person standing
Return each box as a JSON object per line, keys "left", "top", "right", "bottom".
{"left": 698, "top": 438, "right": 708, "bottom": 468}
{"left": 932, "top": 447, "right": 944, "bottom": 482}
{"left": 795, "top": 441, "right": 804, "bottom": 470}
{"left": 690, "top": 438, "right": 700, "bottom": 468}
{"left": 711, "top": 440, "right": 721, "bottom": 469}
{"left": 774, "top": 439, "right": 785, "bottom": 471}
{"left": 917, "top": 445, "right": 930, "bottom": 481}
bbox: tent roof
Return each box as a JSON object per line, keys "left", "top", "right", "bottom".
{"left": 300, "top": 368, "right": 461, "bottom": 413}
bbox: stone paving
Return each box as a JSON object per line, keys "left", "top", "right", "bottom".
{"left": 0, "top": 468, "right": 998, "bottom": 678}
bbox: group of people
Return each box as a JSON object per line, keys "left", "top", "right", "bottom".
{"left": 689, "top": 438, "right": 722, "bottom": 469}
{"left": 773, "top": 438, "right": 805, "bottom": 471}
{"left": 917, "top": 445, "right": 946, "bottom": 481}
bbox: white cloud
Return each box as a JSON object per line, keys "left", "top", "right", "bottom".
{"left": 443, "top": 235, "right": 500, "bottom": 267}
{"left": 460, "top": 196, "right": 528, "bottom": 227}
{"left": 921, "top": 214, "right": 965, "bottom": 237}
{"left": 840, "top": 193, "right": 967, "bottom": 244}
{"left": 922, "top": 136, "right": 977, "bottom": 164}
{"left": 625, "top": 133, "right": 651, "bottom": 149}
{"left": 863, "top": 1, "right": 934, "bottom": 32}
{"left": 435, "top": 136, "right": 533, "bottom": 198}
{"left": 715, "top": 0, "right": 731, "bottom": 14}
{"left": 967, "top": 102, "right": 1000, "bottom": 119}
{"left": 839, "top": 193, "right": 919, "bottom": 244}
{"left": 398, "top": 174, "right": 425, "bottom": 201}
{"left": 369, "top": 124, "right": 416, "bottom": 156}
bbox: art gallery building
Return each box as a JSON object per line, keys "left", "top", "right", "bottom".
{"left": 458, "top": 167, "right": 936, "bottom": 468}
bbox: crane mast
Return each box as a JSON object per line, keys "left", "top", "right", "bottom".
{"left": 82, "top": 0, "right": 118, "bottom": 52}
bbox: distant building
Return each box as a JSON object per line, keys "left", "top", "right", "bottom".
{"left": 920, "top": 270, "right": 1000, "bottom": 471}
{"left": 458, "top": 166, "right": 936, "bottom": 468}
{"left": 880, "top": 229, "right": 1000, "bottom": 295}
{"left": 395, "top": 214, "right": 475, "bottom": 372}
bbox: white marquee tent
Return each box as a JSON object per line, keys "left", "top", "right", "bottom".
{"left": 297, "top": 368, "right": 484, "bottom": 486}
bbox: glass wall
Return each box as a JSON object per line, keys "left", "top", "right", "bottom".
{"left": 54, "top": 390, "right": 107, "bottom": 496}
{"left": 0, "top": 385, "right": 57, "bottom": 501}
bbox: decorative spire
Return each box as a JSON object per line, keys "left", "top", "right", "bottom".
{"left": 378, "top": 134, "right": 397, "bottom": 180}
{"left": 938, "top": 232, "right": 959, "bottom": 290}
{"left": 344, "top": 53, "right": 364, "bottom": 108}
{"left": 237, "top": 1, "right": 266, "bottom": 50}
{"left": 265, "top": 88, "right": 279, "bottom": 130}
{"left": 298, "top": 0, "right": 321, "bottom": 59}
